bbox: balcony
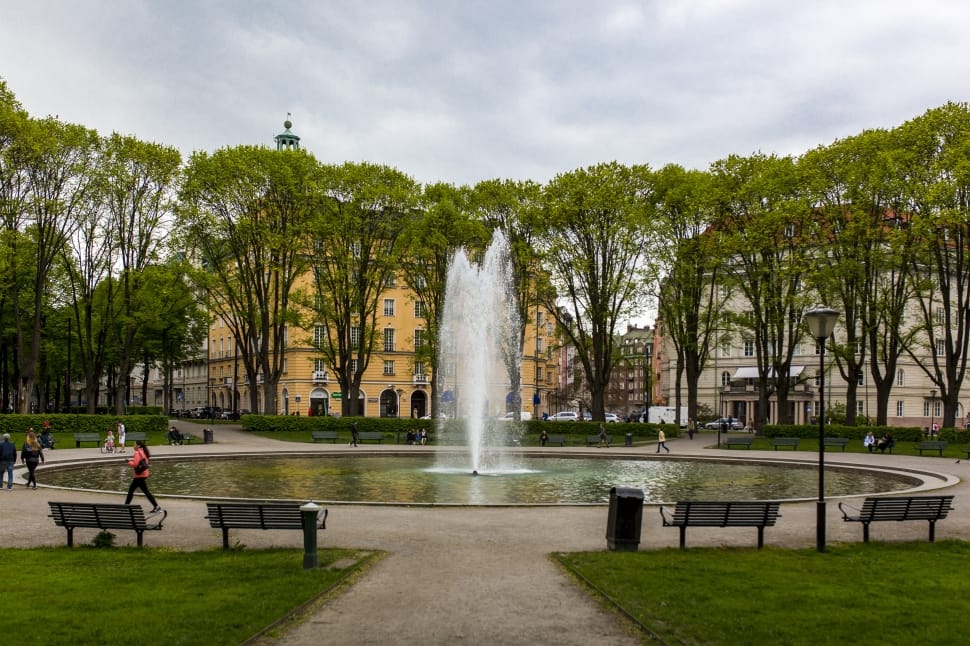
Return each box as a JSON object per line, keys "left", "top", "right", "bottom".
{"left": 312, "top": 371, "right": 328, "bottom": 382}
{"left": 256, "top": 374, "right": 264, "bottom": 384}
{"left": 413, "top": 373, "right": 428, "bottom": 384}
{"left": 223, "top": 378, "right": 233, "bottom": 386}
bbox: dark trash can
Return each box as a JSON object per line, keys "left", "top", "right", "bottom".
{"left": 624, "top": 432, "right": 633, "bottom": 447}
{"left": 203, "top": 428, "right": 214, "bottom": 444}
{"left": 606, "top": 486, "right": 644, "bottom": 551}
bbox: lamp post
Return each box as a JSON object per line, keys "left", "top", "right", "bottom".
{"left": 929, "top": 388, "right": 937, "bottom": 437}
{"left": 805, "top": 306, "right": 840, "bottom": 553}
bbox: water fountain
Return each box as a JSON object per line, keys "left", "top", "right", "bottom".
{"left": 437, "top": 231, "right": 523, "bottom": 474}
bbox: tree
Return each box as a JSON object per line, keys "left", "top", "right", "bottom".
{"left": 535, "top": 162, "right": 655, "bottom": 420}
{"left": 304, "top": 161, "right": 420, "bottom": 416}
{"left": 6, "top": 115, "right": 99, "bottom": 413}
{"left": 470, "top": 179, "right": 544, "bottom": 419}
{"left": 180, "top": 145, "right": 318, "bottom": 415}
{"left": 398, "top": 182, "right": 487, "bottom": 418}
{"left": 101, "top": 133, "right": 181, "bottom": 413}
{"left": 653, "top": 164, "right": 723, "bottom": 426}
{"left": 711, "top": 153, "right": 814, "bottom": 428}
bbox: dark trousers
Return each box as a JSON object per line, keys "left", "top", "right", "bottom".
{"left": 25, "top": 460, "right": 39, "bottom": 487}
{"left": 125, "top": 477, "right": 158, "bottom": 507}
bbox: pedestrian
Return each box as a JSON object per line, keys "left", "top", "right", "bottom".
{"left": 687, "top": 417, "right": 696, "bottom": 440}
{"left": 0, "top": 433, "right": 16, "bottom": 490}
{"left": 540, "top": 429, "right": 549, "bottom": 446}
{"left": 598, "top": 423, "right": 609, "bottom": 447}
{"left": 350, "top": 421, "right": 359, "bottom": 447}
{"left": 656, "top": 428, "right": 670, "bottom": 453}
{"left": 116, "top": 421, "right": 126, "bottom": 453}
{"left": 124, "top": 440, "right": 162, "bottom": 513}
{"left": 20, "top": 429, "right": 44, "bottom": 489}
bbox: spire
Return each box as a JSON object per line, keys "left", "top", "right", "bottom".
{"left": 275, "top": 113, "right": 301, "bottom": 150}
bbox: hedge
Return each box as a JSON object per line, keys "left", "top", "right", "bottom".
{"left": 759, "top": 423, "right": 955, "bottom": 443}
{"left": 0, "top": 414, "right": 168, "bottom": 437}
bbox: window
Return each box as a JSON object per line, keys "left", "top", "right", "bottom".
{"left": 857, "top": 401, "right": 864, "bottom": 415}
{"left": 744, "top": 340, "right": 754, "bottom": 357}
{"left": 314, "top": 324, "right": 325, "bottom": 348}
{"left": 314, "top": 359, "right": 326, "bottom": 372}
{"left": 537, "top": 311, "right": 545, "bottom": 326}
{"left": 934, "top": 401, "right": 942, "bottom": 418}
{"left": 720, "top": 341, "right": 730, "bottom": 358}
{"left": 923, "top": 400, "right": 931, "bottom": 417}
{"left": 383, "top": 360, "right": 394, "bottom": 375}
{"left": 896, "top": 369, "right": 904, "bottom": 386}
{"left": 384, "top": 272, "right": 397, "bottom": 288}
{"left": 936, "top": 340, "right": 945, "bottom": 357}
{"left": 350, "top": 326, "right": 360, "bottom": 349}
{"left": 536, "top": 366, "right": 544, "bottom": 382}
{"left": 383, "top": 299, "right": 395, "bottom": 317}
{"left": 721, "top": 371, "right": 730, "bottom": 387}
{"left": 351, "top": 241, "right": 361, "bottom": 257}
{"left": 282, "top": 359, "right": 287, "bottom": 374}
{"left": 384, "top": 328, "right": 395, "bottom": 352}
{"left": 414, "top": 300, "right": 426, "bottom": 318}
{"left": 414, "top": 362, "right": 425, "bottom": 377}
{"left": 536, "top": 337, "right": 544, "bottom": 353}
{"left": 896, "top": 400, "right": 905, "bottom": 417}
{"left": 350, "top": 359, "right": 358, "bottom": 373}
{"left": 857, "top": 371, "right": 864, "bottom": 386}
{"left": 414, "top": 329, "right": 425, "bottom": 351}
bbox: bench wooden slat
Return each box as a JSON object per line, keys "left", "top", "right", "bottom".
{"left": 771, "top": 437, "right": 799, "bottom": 450}
{"left": 724, "top": 437, "right": 753, "bottom": 448}
{"left": 839, "top": 495, "right": 954, "bottom": 542}
{"left": 917, "top": 441, "right": 947, "bottom": 456}
{"left": 543, "top": 435, "right": 565, "bottom": 447}
{"left": 73, "top": 433, "right": 102, "bottom": 448}
{"left": 311, "top": 431, "right": 339, "bottom": 443}
{"left": 48, "top": 501, "right": 165, "bottom": 547}
{"left": 205, "top": 502, "right": 328, "bottom": 549}
{"left": 660, "top": 500, "right": 781, "bottom": 548}
{"left": 357, "top": 431, "right": 384, "bottom": 443}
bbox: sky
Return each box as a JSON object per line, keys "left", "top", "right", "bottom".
{"left": 2, "top": 1, "right": 970, "bottom": 187}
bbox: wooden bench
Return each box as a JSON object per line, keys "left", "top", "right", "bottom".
{"left": 73, "top": 432, "right": 101, "bottom": 448}
{"left": 312, "top": 430, "right": 339, "bottom": 443}
{"left": 917, "top": 440, "right": 947, "bottom": 456}
{"left": 205, "top": 502, "right": 328, "bottom": 549}
{"left": 542, "top": 434, "right": 566, "bottom": 447}
{"left": 48, "top": 501, "right": 166, "bottom": 547}
{"left": 126, "top": 431, "right": 147, "bottom": 443}
{"left": 824, "top": 437, "right": 850, "bottom": 452}
{"left": 586, "top": 434, "right": 612, "bottom": 446}
{"left": 357, "top": 431, "right": 384, "bottom": 443}
{"left": 660, "top": 500, "right": 782, "bottom": 548}
{"left": 724, "top": 436, "right": 753, "bottom": 449}
{"left": 839, "top": 495, "right": 954, "bottom": 542}
{"left": 771, "top": 437, "right": 800, "bottom": 450}
{"left": 179, "top": 432, "right": 195, "bottom": 444}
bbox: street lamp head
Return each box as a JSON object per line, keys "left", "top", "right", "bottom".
{"left": 805, "top": 306, "right": 840, "bottom": 340}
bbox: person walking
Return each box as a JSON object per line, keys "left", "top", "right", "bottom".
{"left": 656, "top": 428, "right": 670, "bottom": 453}
{"left": 350, "top": 421, "right": 359, "bottom": 447}
{"left": 0, "top": 433, "right": 16, "bottom": 490}
{"left": 20, "top": 429, "right": 44, "bottom": 489}
{"left": 124, "top": 440, "right": 161, "bottom": 513}
{"left": 116, "top": 421, "right": 126, "bottom": 453}
{"left": 687, "top": 417, "right": 697, "bottom": 440}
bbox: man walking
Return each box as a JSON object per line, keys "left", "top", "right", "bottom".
{"left": 656, "top": 428, "right": 670, "bottom": 453}
{"left": 350, "top": 421, "right": 359, "bottom": 447}
{"left": 0, "top": 433, "right": 17, "bottom": 490}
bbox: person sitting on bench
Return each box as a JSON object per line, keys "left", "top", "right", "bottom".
{"left": 876, "top": 433, "right": 894, "bottom": 453}
{"left": 167, "top": 426, "right": 183, "bottom": 446}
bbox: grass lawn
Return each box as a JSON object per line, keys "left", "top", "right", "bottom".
{"left": 7, "top": 546, "right": 379, "bottom": 645}
{"left": 558, "top": 541, "right": 970, "bottom": 645}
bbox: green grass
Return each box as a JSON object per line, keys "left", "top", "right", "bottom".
{"left": 558, "top": 541, "right": 970, "bottom": 645}
{"left": 6, "top": 546, "right": 379, "bottom": 645}
{"left": 714, "top": 434, "right": 970, "bottom": 458}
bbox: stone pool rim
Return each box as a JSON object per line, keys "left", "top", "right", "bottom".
{"left": 30, "top": 448, "right": 954, "bottom": 507}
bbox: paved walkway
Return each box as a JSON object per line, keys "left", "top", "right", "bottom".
{"left": 3, "top": 424, "right": 968, "bottom": 645}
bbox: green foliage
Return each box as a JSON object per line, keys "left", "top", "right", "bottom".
{"left": 761, "top": 423, "right": 923, "bottom": 441}
{"left": 0, "top": 414, "right": 168, "bottom": 437}
{"left": 92, "top": 531, "right": 115, "bottom": 548}
{"left": 559, "top": 542, "right": 970, "bottom": 645}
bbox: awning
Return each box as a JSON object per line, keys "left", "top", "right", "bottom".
{"left": 731, "top": 365, "right": 806, "bottom": 380}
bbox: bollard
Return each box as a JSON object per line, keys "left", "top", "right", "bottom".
{"left": 301, "top": 502, "right": 321, "bottom": 569}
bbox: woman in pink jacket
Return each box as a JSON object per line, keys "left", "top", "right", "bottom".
{"left": 124, "top": 440, "right": 162, "bottom": 513}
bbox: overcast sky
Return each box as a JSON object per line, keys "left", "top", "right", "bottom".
{"left": 2, "top": 1, "right": 970, "bottom": 186}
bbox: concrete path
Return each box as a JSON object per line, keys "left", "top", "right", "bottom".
{"left": 3, "top": 424, "right": 968, "bottom": 645}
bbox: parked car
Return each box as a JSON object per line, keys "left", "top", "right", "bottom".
{"left": 219, "top": 409, "right": 239, "bottom": 420}
{"left": 704, "top": 417, "right": 744, "bottom": 430}
{"left": 604, "top": 413, "right": 620, "bottom": 423}
{"left": 497, "top": 411, "right": 533, "bottom": 421}
{"left": 548, "top": 411, "right": 580, "bottom": 422}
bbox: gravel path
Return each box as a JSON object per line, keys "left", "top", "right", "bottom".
{"left": 3, "top": 424, "right": 967, "bottom": 645}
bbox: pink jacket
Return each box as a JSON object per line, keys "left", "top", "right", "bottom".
{"left": 128, "top": 447, "right": 150, "bottom": 478}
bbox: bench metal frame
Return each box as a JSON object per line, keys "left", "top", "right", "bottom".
{"left": 48, "top": 501, "right": 166, "bottom": 547}
{"left": 660, "top": 500, "right": 781, "bottom": 548}
{"left": 357, "top": 431, "right": 384, "bottom": 443}
{"left": 823, "top": 437, "right": 850, "bottom": 452}
{"left": 73, "top": 433, "right": 101, "bottom": 448}
{"left": 724, "top": 437, "right": 753, "bottom": 449}
{"left": 771, "top": 437, "right": 800, "bottom": 450}
{"left": 839, "top": 495, "right": 954, "bottom": 542}
{"left": 205, "top": 502, "right": 328, "bottom": 549}
{"left": 917, "top": 441, "right": 947, "bottom": 456}
{"left": 311, "top": 430, "right": 339, "bottom": 443}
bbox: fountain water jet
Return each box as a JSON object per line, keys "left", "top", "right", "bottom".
{"left": 438, "top": 232, "right": 522, "bottom": 474}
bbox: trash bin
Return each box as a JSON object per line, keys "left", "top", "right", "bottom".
{"left": 624, "top": 432, "right": 633, "bottom": 447}
{"left": 606, "top": 486, "right": 644, "bottom": 551}
{"left": 203, "top": 428, "right": 214, "bottom": 444}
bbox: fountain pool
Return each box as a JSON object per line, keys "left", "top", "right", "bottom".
{"left": 39, "top": 454, "right": 923, "bottom": 505}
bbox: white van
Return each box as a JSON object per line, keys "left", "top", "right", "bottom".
{"left": 498, "top": 411, "right": 533, "bottom": 421}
